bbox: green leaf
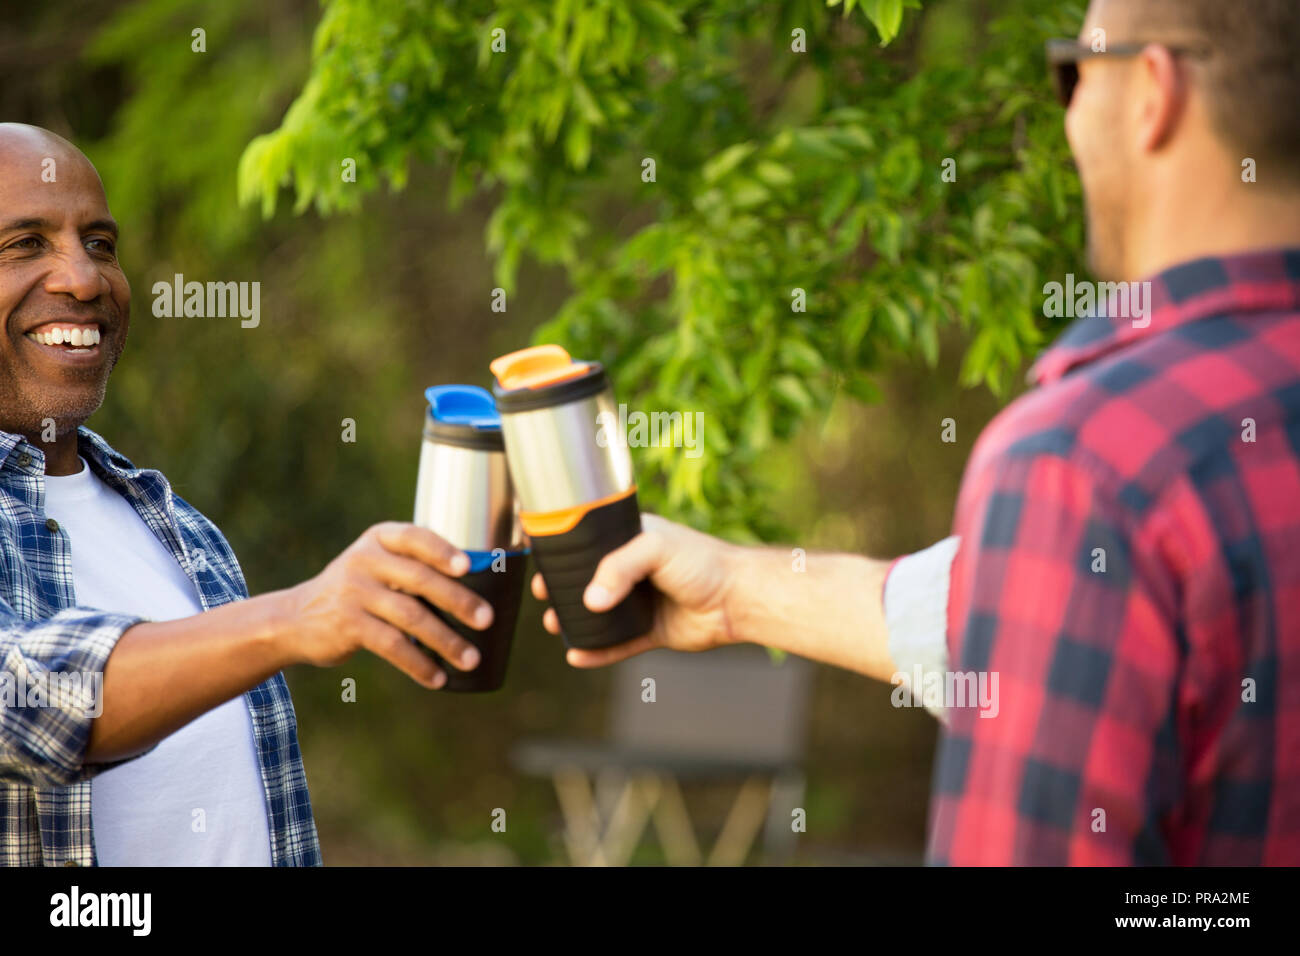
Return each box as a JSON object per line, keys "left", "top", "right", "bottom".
{"left": 780, "top": 338, "right": 826, "bottom": 375}
{"left": 743, "top": 401, "right": 772, "bottom": 451}
{"left": 564, "top": 121, "right": 592, "bottom": 169}
{"left": 729, "top": 178, "right": 771, "bottom": 207}
{"left": 872, "top": 210, "right": 904, "bottom": 263}
{"left": 787, "top": 128, "right": 849, "bottom": 161}
{"left": 882, "top": 299, "right": 911, "bottom": 345}
{"left": 917, "top": 319, "right": 939, "bottom": 367}
{"left": 702, "top": 142, "right": 757, "bottom": 184}
{"left": 773, "top": 375, "right": 815, "bottom": 413}
{"left": 862, "top": 0, "right": 905, "bottom": 45}
{"left": 844, "top": 375, "right": 883, "bottom": 403}
{"left": 842, "top": 301, "right": 874, "bottom": 355}
{"left": 818, "top": 172, "right": 859, "bottom": 229}
{"left": 755, "top": 161, "right": 795, "bottom": 187}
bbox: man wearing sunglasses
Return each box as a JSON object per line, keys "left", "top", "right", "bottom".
{"left": 533, "top": 0, "right": 1300, "bottom": 864}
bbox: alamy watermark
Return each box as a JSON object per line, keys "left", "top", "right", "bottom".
{"left": 1, "top": 670, "right": 103, "bottom": 718}
{"left": 151, "top": 273, "right": 260, "bottom": 328}
{"left": 1043, "top": 275, "right": 1152, "bottom": 329}
{"left": 596, "top": 404, "right": 704, "bottom": 459}
{"left": 890, "top": 665, "right": 999, "bottom": 718}
{"left": 50, "top": 886, "right": 151, "bottom": 936}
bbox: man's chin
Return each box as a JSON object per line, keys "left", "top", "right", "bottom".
{"left": 2, "top": 393, "right": 106, "bottom": 442}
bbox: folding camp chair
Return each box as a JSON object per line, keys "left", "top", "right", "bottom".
{"left": 512, "top": 645, "right": 813, "bottom": 866}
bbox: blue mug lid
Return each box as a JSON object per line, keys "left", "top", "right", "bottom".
{"left": 424, "top": 385, "right": 501, "bottom": 431}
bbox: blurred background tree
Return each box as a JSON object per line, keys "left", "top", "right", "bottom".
{"left": 238, "top": 0, "right": 1086, "bottom": 539}
{"left": 2, "top": 0, "right": 1084, "bottom": 863}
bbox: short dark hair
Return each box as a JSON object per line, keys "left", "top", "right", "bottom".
{"left": 1133, "top": 0, "right": 1300, "bottom": 184}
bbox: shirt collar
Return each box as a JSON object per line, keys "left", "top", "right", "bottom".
{"left": 1029, "top": 247, "right": 1300, "bottom": 385}
{"left": 0, "top": 425, "right": 137, "bottom": 477}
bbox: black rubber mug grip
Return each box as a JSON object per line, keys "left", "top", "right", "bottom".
{"left": 417, "top": 552, "right": 527, "bottom": 692}
{"left": 529, "top": 491, "right": 656, "bottom": 650}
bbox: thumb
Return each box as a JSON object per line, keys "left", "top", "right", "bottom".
{"left": 584, "top": 528, "right": 666, "bottom": 612}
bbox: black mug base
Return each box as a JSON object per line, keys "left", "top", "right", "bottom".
{"left": 416, "top": 552, "right": 527, "bottom": 692}
{"left": 530, "top": 492, "right": 657, "bottom": 651}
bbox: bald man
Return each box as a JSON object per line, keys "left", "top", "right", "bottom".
{"left": 0, "top": 124, "right": 499, "bottom": 866}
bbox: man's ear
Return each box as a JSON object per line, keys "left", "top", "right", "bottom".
{"left": 1135, "top": 44, "right": 1189, "bottom": 153}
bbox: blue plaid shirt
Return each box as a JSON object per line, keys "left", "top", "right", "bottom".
{"left": 0, "top": 426, "right": 321, "bottom": 866}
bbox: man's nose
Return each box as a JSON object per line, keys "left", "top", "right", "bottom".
{"left": 43, "top": 245, "right": 109, "bottom": 302}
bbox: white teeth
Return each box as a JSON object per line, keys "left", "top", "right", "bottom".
{"left": 25, "top": 327, "right": 101, "bottom": 348}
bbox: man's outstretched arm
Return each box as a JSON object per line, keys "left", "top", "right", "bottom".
{"left": 1, "top": 522, "right": 496, "bottom": 788}
{"left": 85, "top": 523, "right": 491, "bottom": 764}
{"left": 530, "top": 514, "right": 957, "bottom": 697}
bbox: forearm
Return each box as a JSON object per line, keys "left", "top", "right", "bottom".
{"left": 724, "top": 546, "right": 897, "bottom": 682}
{"left": 86, "top": 590, "right": 297, "bottom": 764}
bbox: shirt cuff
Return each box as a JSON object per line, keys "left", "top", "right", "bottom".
{"left": 883, "top": 536, "right": 960, "bottom": 722}
{"left": 2, "top": 609, "right": 148, "bottom": 787}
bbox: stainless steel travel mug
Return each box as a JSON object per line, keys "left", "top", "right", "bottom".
{"left": 413, "top": 385, "right": 527, "bottom": 691}
{"left": 489, "top": 345, "right": 655, "bottom": 650}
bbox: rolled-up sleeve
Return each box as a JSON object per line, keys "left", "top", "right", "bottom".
{"left": 1, "top": 603, "right": 148, "bottom": 788}
{"left": 884, "top": 536, "right": 960, "bottom": 722}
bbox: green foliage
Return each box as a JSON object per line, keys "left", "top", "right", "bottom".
{"left": 237, "top": 0, "right": 1085, "bottom": 541}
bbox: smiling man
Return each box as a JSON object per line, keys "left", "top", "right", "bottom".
{"left": 0, "top": 123, "right": 497, "bottom": 866}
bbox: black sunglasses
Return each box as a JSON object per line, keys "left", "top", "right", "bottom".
{"left": 1046, "top": 38, "right": 1212, "bottom": 107}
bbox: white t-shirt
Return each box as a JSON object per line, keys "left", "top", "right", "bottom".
{"left": 43, "top": 457, "right": 272, "bottom": 866}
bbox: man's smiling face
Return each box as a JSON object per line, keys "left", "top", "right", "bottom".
{"left": 0, "top": 123, "right": 129, "bottom": 441}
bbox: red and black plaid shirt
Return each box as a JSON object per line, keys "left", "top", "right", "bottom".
{"left": 929, "top": 248, "right": 1300, "bottom": 865}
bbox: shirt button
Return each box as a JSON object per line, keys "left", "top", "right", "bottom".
{"left": 16, "top": 453, "right": 32, "bottom": 467}
{"left": 63, "top": 859, "right": 79, "bottom": 867}
{"left": 45, "top": 518, "right": 60, "bottom": 533}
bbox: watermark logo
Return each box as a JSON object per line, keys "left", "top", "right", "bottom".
{"left": 50, "top": 886, "right": 151, "bottom": 936}
{"left": 0, "top": 670, "right": 103, "bottom": 718}
{"left": 596, "top": 404, "right": 704, "bottom": 459}
{"left": 1043, "top": 274, "right": 1152, "bottom": 329}
{"left": 890, "top": 665, "right": 999, "bottom": 717}
{"left": 151, "top": 273, "right": 260, "bottom": 328}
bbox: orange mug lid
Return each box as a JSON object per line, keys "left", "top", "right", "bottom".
{"left": 490, "top": 344, "right": 591, "bottom": 391}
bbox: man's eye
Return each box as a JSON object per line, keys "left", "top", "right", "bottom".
{"left": 7, "top": 237, "right": 42, "bottom": 250}
{"left": 86, "top": 237, "right": 116, "bottom": 255}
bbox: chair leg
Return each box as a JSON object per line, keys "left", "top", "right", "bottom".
{"left": 647, "top": 776, "right": 703, "bottom": 866}
{"left": 761, "top": 770, "right": 806, "bottom": 864}
{"left": 552, "top": 768, "right": 606, "bottom": 866}
{"left": 598, "top": 775, "right": 657, "bottom": 866}
{"left": 552, "top": 769, "right": 791, "bottom": 867}
{"left": 593, "top": 766, "right": 627, "bottom": 821}
{"left": 707, "top": 775, "right": 772, "bottom": 867}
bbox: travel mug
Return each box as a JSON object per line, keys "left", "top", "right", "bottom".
{"left": 490, "top": 344, "right": 655, "bottom": 650}
{"left": 413, "top": 385, "right": 528, "bottom": 691}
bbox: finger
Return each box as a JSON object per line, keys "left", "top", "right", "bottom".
{"left": 363, "top": 587, "right": 481, "bottom": 673}
{"left": 364, "top": 550, "right": 492, "bottom": 631}
{"left": 530, "top": 572, "right": 549, "bottom": 602}
{"left": 583, "top": 530, "right": 667, "bottom": 612}
{"left": 542, "top": 606, "right": 561, "bottom": 635}
{"left": 355, "top": 613, "right": 448, "bottom": 689}
{"left": 566, "top": 634, "right": 657, "bottom": 669}
{"left": 372, "top": 522, "right": 470, "bottom": 577}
